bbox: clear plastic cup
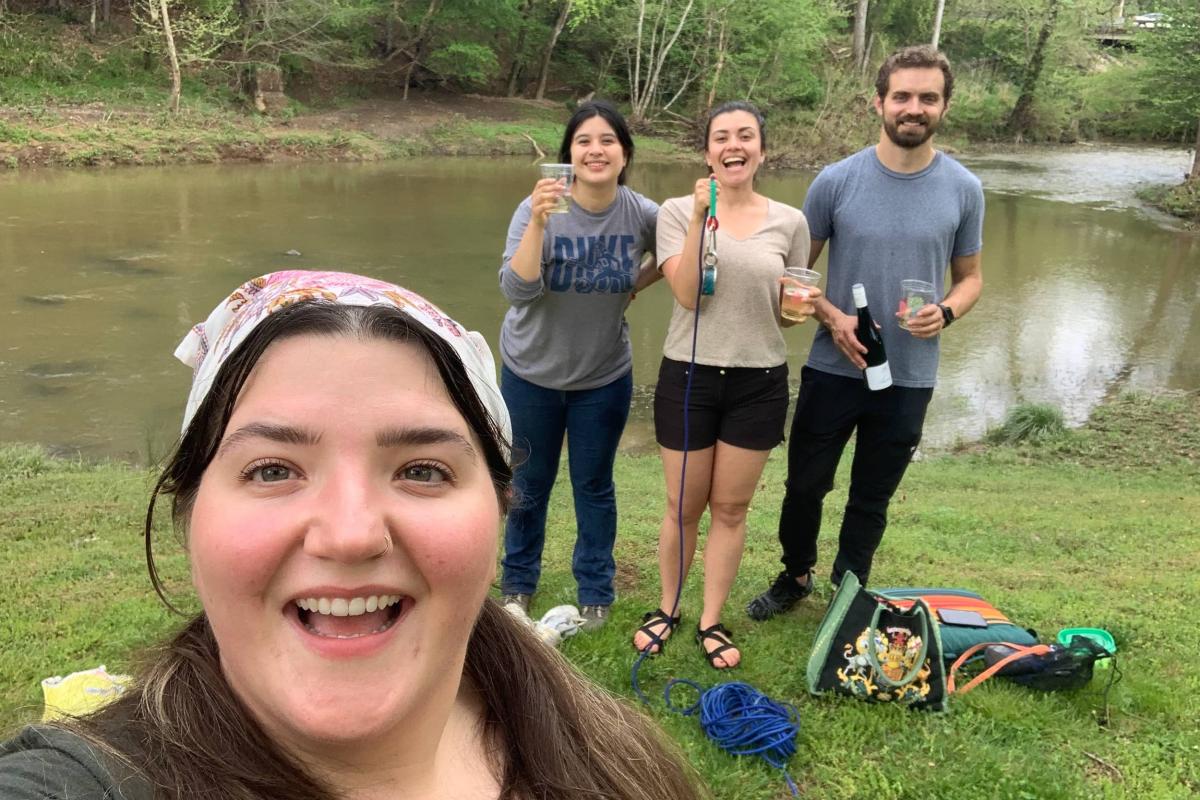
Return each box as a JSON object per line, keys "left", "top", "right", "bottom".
{"left": 780, "top": 267, "right": 820, "bottom": 323}
{"left": 539, "top": 163, "right": 573, "bottom": 214}
{"left": 898, "top": 279, "right": 936, "bottom": 330}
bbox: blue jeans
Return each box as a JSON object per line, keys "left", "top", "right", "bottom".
{"left": 500, "top": 365, "right": 632, "bottom": 606}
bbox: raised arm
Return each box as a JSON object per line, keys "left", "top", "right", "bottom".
{"left": 659, "top": 179, "right": 716, "bottom": 310}
{"left": 506, "top": 178, "right": 566, "bottom": 283}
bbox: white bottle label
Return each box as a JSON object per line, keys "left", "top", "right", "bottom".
{"left": 865, "top": 362, "right": 892, "bottom": 391}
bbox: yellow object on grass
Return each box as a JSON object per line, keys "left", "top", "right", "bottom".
{"left": 41, "top": 665, "right": 132, "bottom": 722}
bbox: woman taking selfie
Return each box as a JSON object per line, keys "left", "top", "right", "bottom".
{"left": 0, "top": 271, "right": 701, "bottom": 800}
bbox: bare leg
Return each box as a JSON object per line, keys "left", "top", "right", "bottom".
{"left": 698, "top": 442, "right": 773, "bottom": 668}
{"left": 632, "top": 445, "right": 713, "bottom": 653}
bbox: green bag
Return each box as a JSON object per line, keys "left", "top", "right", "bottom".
{"left": 807, "top": 573, "right": 948, "bottom": 712}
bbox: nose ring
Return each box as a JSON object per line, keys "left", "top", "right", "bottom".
{"left": 377, "top": 534, "right": 394, "bottom": 558}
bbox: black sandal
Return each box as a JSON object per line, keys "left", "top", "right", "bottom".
{"left": 696, "top": 622, "right": 740, "bottom": 670}
{"left": 634, "top": 608, "right": 681, "bottom": 655}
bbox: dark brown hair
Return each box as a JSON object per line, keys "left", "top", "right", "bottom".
{"left": 59, "top": 302, "right": 703, "bottom": 800}
{"left": 558, "top": 100, "right": 635, "bottom": 185}
{"left": 874, "top": 45, "right": 954, "bottom": 104}
{"left": 703, "top": 100, "right": 767, "bottom": 153}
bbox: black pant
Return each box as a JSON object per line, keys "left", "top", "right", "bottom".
{"left": 777, "top": 366, "right": 933, "bottom": 586}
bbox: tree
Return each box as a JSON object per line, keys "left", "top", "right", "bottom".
{"left": 534, "top": 0, "right": 571, "bottom": 100}
{"left": 156, "top": 0, "right": 181, "bottom": 112}
{"left": 932, "top": 0, "right": 946, "bottom": 47}
{"left": 504, "top": 0, "right": 535, "bottom": 95}
{"left": 710, "top": 0, "right": 834, "bottom": 108}
{"left": 625, "top": 0, "right": 697, "bottom": 125}
{"left": 1006, "top": 0, "right": 1059, "bottom": 140}
{"left": 852, "top": 0, "right": 869, "bottom": 73}
{"left": 133, "top": 0, "right": 238, "bottom": 113}
{"left": 1136, "top": 0, "right": 1200, "bottom": 178}
{"left": 1193, "top": 122, "right": 1199, "bottom": 181}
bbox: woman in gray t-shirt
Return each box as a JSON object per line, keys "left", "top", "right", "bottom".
{"left": 497, "top": 101, "right": 660, "bottom": 627}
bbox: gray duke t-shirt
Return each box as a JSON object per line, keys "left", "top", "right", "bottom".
{"left": 499, "top": 185, "right": 658, "bottom": 391}
{"left": 804, "top": 147, "right": 984, "bottom": 388}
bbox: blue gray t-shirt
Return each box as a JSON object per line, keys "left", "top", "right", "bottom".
{"left": 804, "top": 147, "right": 984, "bottom": 388}
{"left": 499, "top": 185, "right": 658, "bottom": 391}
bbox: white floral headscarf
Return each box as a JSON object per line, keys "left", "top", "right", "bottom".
{"left": 174, "top": 270, "right": 510, "bottom": 444}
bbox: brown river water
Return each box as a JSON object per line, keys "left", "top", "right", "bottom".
{"left": 1, "top": 147, "right": 1196, "bottom": 461}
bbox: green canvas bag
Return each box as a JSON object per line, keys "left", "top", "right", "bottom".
{"left": 807, "top": 573, "right": 948, "bottom": 712}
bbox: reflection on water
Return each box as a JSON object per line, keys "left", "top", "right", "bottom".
{"left": 960, "top": 146, "right": 1193, "bottom": 212}
{"left": 0, "top": 149, "right": 1196, "bottom": 461}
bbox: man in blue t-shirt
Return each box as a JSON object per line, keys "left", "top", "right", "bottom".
{"left": 747, "top": 45, "right": 984, "bottom": 619}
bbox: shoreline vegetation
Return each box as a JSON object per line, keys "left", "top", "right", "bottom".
{"left": 2, "top": 390, "right": 1198, "bottom": 798}
{"left": 2, "top": 6, "right": 1198, "bottom": 224}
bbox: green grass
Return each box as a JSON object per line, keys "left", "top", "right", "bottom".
{"left": 1138, "top": 179, "right": 1200, "bottom": 225}
{"left": 986, "top": 402, "right": 1068, "bottom": 445}
{"left": 424, "top": 119, "right": 568, "bottom": 157}
{"left": 3, "top": 395, "right": 1199, "bottom": 798}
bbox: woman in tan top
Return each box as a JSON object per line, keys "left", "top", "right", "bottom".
{"left": 632, "top": 102, "right": 818, "bottom": 669}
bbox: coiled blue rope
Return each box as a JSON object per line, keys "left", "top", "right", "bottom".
{"left": 665, "top": 679, "right": 802, "bottom": 797}
{"left": 630, "top": 189, "right": 801, "bottom": 797}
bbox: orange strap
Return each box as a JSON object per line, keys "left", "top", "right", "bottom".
{"left": 947, "top": 641, "right": 1052, "bottom": 695}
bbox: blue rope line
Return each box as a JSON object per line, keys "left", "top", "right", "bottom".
{"left": 631, "top": 214, "right": 703, "bottom": 705}
{"left": 629, "top": 199, "right": 802, "bottom": 797}
{"left": 665, "top": 679, "right": 802, "bottom": 797}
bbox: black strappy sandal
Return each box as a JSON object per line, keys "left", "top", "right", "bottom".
{"left": 633, "top": 608, "right": 681, "bottom": 655}
{"left": 696, "top": 622, "right": 740, "bottom": 670}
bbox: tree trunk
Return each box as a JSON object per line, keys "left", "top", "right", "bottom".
{"left": 931, "top": 0, "right": 946, "bottom": 48}
{"left": 852, "top": 0, "right": 869, "bottom": 74}
{"left": 386, "top": 0, "right": 400, "bottom": 54}
{"left": 399, "top": 0, "right": 444, "bottom": 101}
{"left": 90, "top": 0, "right": 97, "bottom": 37}
{"left": 630, "top": 0, "right": 646, "bottom": 121}
{"left": 634, "top": 0, "right": 695, "bottom": 122}
{"left": 705, "top": 12, "right": 728, "bottom": 113}
{"left": 1007, "top": 0, "right": 1059, "bottom": 141}
{"left": 158, "top": 0, "right": 182, "bottom": 114}
{"left": 535, "top": 0, "right": 572, "bottom": 101}
{"left": 505, "top": 0, "right": 534, "bottom": 97}
{"left": 102, "top": 0, "right": 111, "bottom": 23}
{"left": 403, "top": 60, "right": 415, "bottom": 101}
{"left": 1191, "top": 117, "right": 1200, "bottom": 180}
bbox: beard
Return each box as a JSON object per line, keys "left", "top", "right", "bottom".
{"left": 883, "top": 114, "right": 940, "bottom": 148}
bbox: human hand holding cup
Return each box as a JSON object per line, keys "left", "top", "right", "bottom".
{"left": 538, "top": 163, "right": 573, "bottom": 215}
{"left": 779, "top": 267, "right": 821, "bottom": 323}
{"left": 897, "top": 279, "right": 936, "bottom": 331}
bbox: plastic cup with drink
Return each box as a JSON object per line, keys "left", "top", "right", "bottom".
{"left": 539, "top": 163, "right": 573, "bottom": 214}
{"left": 780, "top": 267, "right": 820, "bottom": 323}
{"left": 898, "top": 279, "right": 936, "bottom": 331}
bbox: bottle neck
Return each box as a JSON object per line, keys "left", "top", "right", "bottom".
{"left": 851, "top": 284, "right": 868, "bottom": 308}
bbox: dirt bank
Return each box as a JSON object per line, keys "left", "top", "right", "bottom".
{"left": 0, "top": 92, "right": 687, "bottom": 170}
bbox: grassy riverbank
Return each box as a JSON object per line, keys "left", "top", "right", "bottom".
{"left": 2, "top": 392, "right": 1198, "bottom": 798}
{"left": 1138, "top": 180, "right": 1200, "bottom": 230}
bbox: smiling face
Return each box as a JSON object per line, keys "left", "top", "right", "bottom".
{"left": 187, "top": 334, "right": 500, "bottom": 756}
{"left": 704, "top": 109, "right": 764, "bottom": 187}
{"left": 875, "top": 66, "right": 948, "bottom": 149}
{"left": 569, "top": 114, "right": 628, "bottom": 189}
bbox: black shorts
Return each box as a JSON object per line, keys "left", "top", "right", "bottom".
{"left": 654, "top": 357, "right": 790, "bottom": 452}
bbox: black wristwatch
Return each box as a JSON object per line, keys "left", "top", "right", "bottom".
{"left": 938, "top": 303, "right": 955, "bottom": 328}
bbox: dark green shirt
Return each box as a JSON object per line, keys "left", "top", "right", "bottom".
{"left": 0, "top": 726, "right": 151, "bottom": 800}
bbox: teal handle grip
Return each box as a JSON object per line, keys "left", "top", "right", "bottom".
{"left": 709, "top": 178, "right": 717, "bottom": 218}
